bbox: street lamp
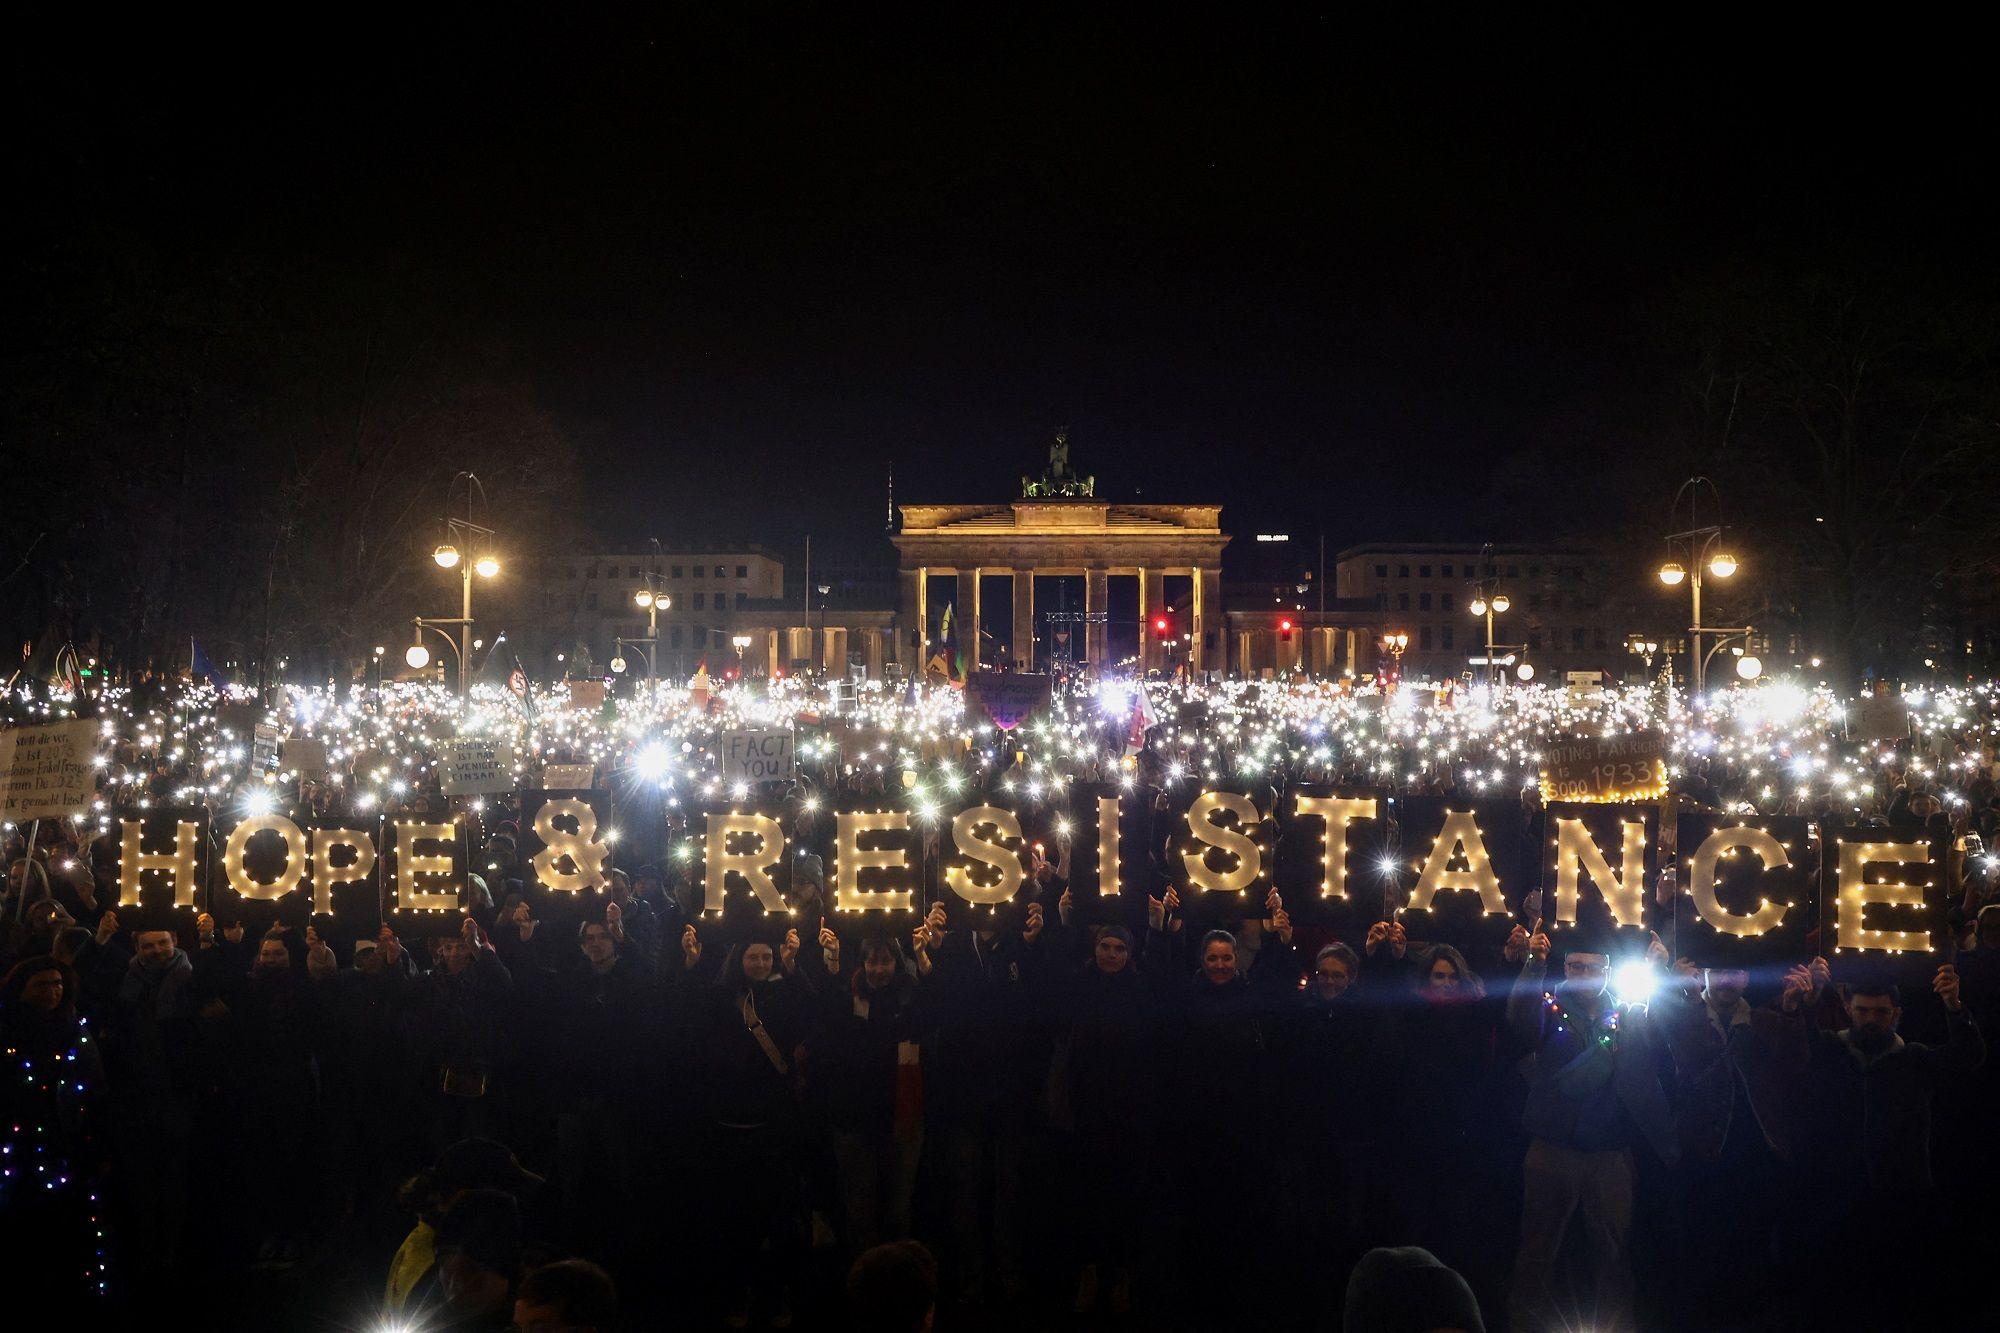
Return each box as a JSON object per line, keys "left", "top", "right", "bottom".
{"left": 1380, "top": 631, "right": 1409, "bottom": 683}
{"left": 1659, "top": 476, "right": 1749, "bottom": 694}
{"left": 1627, "top": 635, "right": 1660, "bottom": 678}
{"left": 415, "top": 472, "right": 499, "bottom": 695}
{"left": 1467, "top": 545, "right": 1509, "bottom": 687}
{"left": 618, "top": 553, "right": 671, "bottom": 681}
{"left": 731, "top": 634, "right": 752, "bottom": 677}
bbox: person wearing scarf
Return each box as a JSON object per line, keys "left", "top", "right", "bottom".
{"left": 808, "top": 933, "right": 928, "bottom": 1256}
{"left": 695, "top": 926, "right": 814, "bottom": 1329}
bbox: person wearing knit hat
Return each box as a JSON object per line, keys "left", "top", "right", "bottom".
{"left": 1342, "top": 1245, "right": 1485, "bottom": 1332}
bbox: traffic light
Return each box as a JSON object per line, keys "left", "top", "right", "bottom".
{"left": 1153, "top": 615, "right": 1171, "bottom": 641}
{"left": 1278, "top": 617, "right": 1294, "bottom": 641}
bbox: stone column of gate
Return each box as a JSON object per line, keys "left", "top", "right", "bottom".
{"left": 1085, "top": 569, "right": 1109, "bottom": 665}
{"left": 1192, "top": 566, "right": 1223, "bottom": 675}
{"left": 955, "top": 569, "right": 982, "bottom": 674}
{"left": 865, "top": 629, "right": 884, "bottom": 680}
{"left": 897, "top": 567, "right": 925, "bottom": 672}
{"left": 1010, "top": 569, "right": 1034, "bottom": 670}
{"left": 1137, "top": 567, "right": 1160, "bottom": 674}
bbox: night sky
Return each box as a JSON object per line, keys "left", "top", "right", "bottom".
{"left": 13, "top": 10, "right": 1992, "bottom": 570}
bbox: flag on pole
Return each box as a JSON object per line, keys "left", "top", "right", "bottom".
{"left": 1126, "top": 682, "right": 1158, "bottom": 753}
{"left": 926, "top": 604, "right": 965, "bottom": 686}
{"left": 190, "top": 639, "right": 228, "bottom": 691}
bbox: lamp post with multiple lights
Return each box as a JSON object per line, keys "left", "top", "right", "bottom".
{"left": 1657, "top": 476, "right": 1753, "bottom": 694}
{"left": 1466, "top": 545, "right": 1510, "bottom": 688}
{"left": 1380, "top": 631, "right": 1408, "bottom": 685}
{"left": 614, "top": 540, "right": 671, "bottom": 680}
{"left": 408, "top": 472, "right": 499, "bottom": 694}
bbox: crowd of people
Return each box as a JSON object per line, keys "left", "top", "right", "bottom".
{"left": 7, "top": 679, "right": 2000, "bottom": 1330}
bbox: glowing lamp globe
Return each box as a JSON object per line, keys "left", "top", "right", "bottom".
{"left": 474, "top": 555, "right": 500, "bottom": 578}
{"left": 1657, "top": 561, "right": 1686, "bottom": 587}
{"left": 633, "top": 589, "right": 654, "bottom": 609}
{"left": 433, "top": 543, "right": 461, "bottom": 569}
{"left": 1516, "top": 663, "right": 1535, "bottom": 682}
{"left": 610, "top": 656, "right": 627, "bottom": 674}
{"left": 1490, "top": 594, "right": 1511, "bottom": 614}
{"left": 1736, "top": 655, "right": 1763, "bottom": 681}
{"left": 1708, "top": 552, "right": 1738, "bottom": 578}
{"left": 1469, "top": 597, "right": 1488, "bottom": 617}
{"left": 405, "top": 644, "right": 431, "bottom": 669}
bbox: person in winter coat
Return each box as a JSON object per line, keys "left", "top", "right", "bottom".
{"left": 689, "top": 924, "right": 816, "bottom": 1329}
{"left": 105, "top": 927, "right": 202, "bottom": 1283}
{"left": 920, "top": 897, "right": 1049, "bottom": 1305}
{"left": 1505, "top": 928, "right": 1678, "bottom": 1333}
{"left": 0, "top": 957, "right": 111, "bottom": 1299}
{"left": 392, "top": 917, "right": 514, "bottom": 1153}
{"left": 808, "top": 929, "right": 928, "bottom": 1256}
{"left": 1045, "top": 893, "right": 1159, "bottom": 1317}
{"left": 1382, "top": 944, "right": 1502, "bottom": 1286}
{"left": 1786, "top": 963, "right": 1984, "bottom": 1327}
{"left": 1273, "top": 942, "right": 1383, "bottom": 1280}
{"left": 1147, "top": 886, "right": 1299, "bottom": 1328}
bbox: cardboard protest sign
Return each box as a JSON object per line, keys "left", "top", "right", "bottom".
{"left": 720, "top": 729, "right": 795, "bottom": 785}
{"left": 438, "top": 737, "right": 518, "bottom": 796}
{"left": 1540, "top": 731, "right": 1667, "bottom": 804}
{"left": 966, "top": 673, "right": 1052, "bottom": 732}
{"left": 541, "top": 763, "right": 596, "bottom": 791}
{"left": 0, "top": 718, "right": 97, "bottom": 820}
{"left": 1849, "top": 696, "right": 1910, "bottom": 743}
{"left": 279, "top": 736, "right": 329, "bottom": 778}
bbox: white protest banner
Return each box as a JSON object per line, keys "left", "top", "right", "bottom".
{"left": 721, "top": 729, "right": 795, "bottom": 784}
{"left": 439, "top": 738, "right": 518, "bottom": 796}
{"left": 543, "top": 763, "right": 597, "bottom": 791}
{"left": 280, "top": 736, "right": 329, "bottom": 778}
{"left": 0, "top": 719, "right": 99, "bottom": 820}
{"left": 1851, "top": 695, "right": 1910, "bottom": 742}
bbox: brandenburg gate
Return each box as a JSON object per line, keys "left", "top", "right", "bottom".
{"left": 891, "top": 438, "right": 1230, "bottom": 675}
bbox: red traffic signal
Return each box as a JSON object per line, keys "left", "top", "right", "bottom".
{"left": 1153, "top": 615, "right": 1171, "bottom": 640}
{"left": 1278, "top": 617, "right": 1294, "bottom": 640}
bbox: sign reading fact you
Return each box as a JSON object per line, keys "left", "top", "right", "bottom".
{"left": 721, "top": 729, "right": 795, "bottom": 784}
{"left": 1540, "top": 730, "right": 1668, "bottom": 803}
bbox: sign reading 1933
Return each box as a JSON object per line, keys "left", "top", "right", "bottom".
{"left": 1540, "top": 730, "right": 1668, "bottom": 803}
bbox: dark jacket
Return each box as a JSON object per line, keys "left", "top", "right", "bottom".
{"left": 1794, "top": 1003, "right": 1984, "bottom": 1190}
{"left": 922, "top": 928, "right": 1048, "bottom": 1126}
{"left": 1659, "top": 987, "right": 1806, "bottom": 1163}
{"left": 808, "top": 963, "right": 926, "bottom": 1134}
{"left": 1507, "top": 959, "right": 1678, "bottom": 1165}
